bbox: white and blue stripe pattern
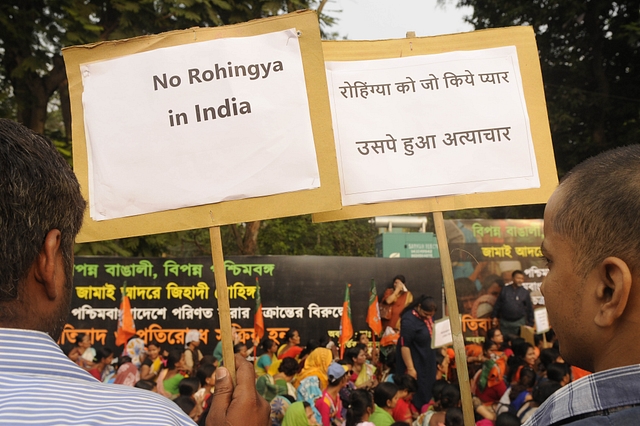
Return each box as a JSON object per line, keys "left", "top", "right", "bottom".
{"left": 0, "top": 328, "right": 196, "bottom": 425}
{"left": 524, "top": 364, "right": 640, "bottom": 425}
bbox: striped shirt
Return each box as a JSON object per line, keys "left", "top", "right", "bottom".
{"left": 0, "top": 328, "right": 196, "bottom": 425}
{"left": 524, "top": 364, "right": 640, "bottom": 425}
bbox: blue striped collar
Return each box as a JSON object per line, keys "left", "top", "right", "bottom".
{"left": 525, "top": 364, "right": 640, "bottom": 425}
{"left": 0, "top": 327, "right": 96, "bottom": 382}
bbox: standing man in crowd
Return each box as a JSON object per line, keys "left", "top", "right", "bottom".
{"left": 491, "top": 270, "right": 534, "bottom": 337}
{"left": 525, "top": 145, "right": 640, "bottom": 425}
{"left": 0, "top": 119, "right": 269, "bottom": 425}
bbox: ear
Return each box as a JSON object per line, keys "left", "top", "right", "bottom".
{"left": 33, "top": 229, "right": 63, "bottom": 300}
{"left": 594, "top": 257, "right": 632, "bottom": 327}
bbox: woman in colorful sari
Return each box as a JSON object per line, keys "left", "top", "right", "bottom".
{"left": 278, "top": 329, "right": 303, "bottom": 360}
{"left": 295, "top": 348, "right": 333, "bottom": 424}
{"left": 344, "top": 344, "right": 377, "bottom": 389}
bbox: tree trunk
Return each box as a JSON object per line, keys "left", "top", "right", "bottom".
{"left": 242, "top": 221, "right": 261, "bottom": 255}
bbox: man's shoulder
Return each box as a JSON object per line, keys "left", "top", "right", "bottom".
{"left": 525, "top": 365, "right": 640, "bottom": 426}
{"left": 0, "top": 374, "right": 196, "bottom": 425}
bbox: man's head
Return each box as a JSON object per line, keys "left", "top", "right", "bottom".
{"left": 541, "top": 145, "right": 640, "bottom": 372}
{"left": 0, "top": 119, "right": 85, "bottom": 339}
{"left": 511, "top": 270, "right": 525, "bottom": 286}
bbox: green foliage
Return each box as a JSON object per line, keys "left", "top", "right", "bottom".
{"left": 219, "top": 215, "right": 377, "bottom": 256}
{"left": 453, "top": 0, "right": 640, "bottom": 177}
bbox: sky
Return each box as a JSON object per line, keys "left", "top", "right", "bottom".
{"left": 325, "top": 0, "right": 474, "bottom": 40}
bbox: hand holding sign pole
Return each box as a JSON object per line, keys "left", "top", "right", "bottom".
{"left": 63, "top": 11, "right": 341, "bottom": 381}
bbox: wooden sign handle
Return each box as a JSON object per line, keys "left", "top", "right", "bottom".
{"left": 433, "top": 211, "right": 475, "bottom": 426}
{"left": 209, "top": 225, "right": 236, "bottom": 383}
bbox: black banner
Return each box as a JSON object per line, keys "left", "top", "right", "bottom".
{"left": 64, "top": 256, "right": 444, "bottom": 355}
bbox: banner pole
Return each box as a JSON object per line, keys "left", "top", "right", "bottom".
{"left": 433, "top": 211, "right": 475, "bottom": 426}
{"left": 209, "top": 226, "right": 236, "bottom": 383}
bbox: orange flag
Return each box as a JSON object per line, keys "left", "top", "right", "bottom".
{"left": 254, "top": 277, "right": 265, "bottom": 342}
{"left": 366, "top": 279, "right": 383, "bottom": 336}
{"left": 339, "top": 283, "right": 354, "bottom": 358}
{"left": 115, "top": 286, "right": 136, "bottom": 346}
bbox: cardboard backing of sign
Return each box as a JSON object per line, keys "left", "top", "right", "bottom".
{"left": 313, "top": 26, "right": 557, "bottom": 223}
{"left": 63, "top": 10, "right": 340, "bottom": 242}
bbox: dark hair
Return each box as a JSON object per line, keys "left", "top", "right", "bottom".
{"left": 328, "top": 371, "right": 347, "bottom": 387}
{"left": 539, "top": 348, "right": 561, "bottom": 371}
{"left": 198, "top": 355, "right": 215, "bottom": 368}
{"left": 392, "top": 374, "right": 417, "bottom": 393}
{"left": 435, "top": 350, "right": 445, "bottom": 366}
{"left": 0, "top": 119, "right": 85, "bottom": 304}
{"left": 147, "top": 341, "right": 161, "bottom": 350}
{"left": 487, "top": 328, "right": 501, "bottom": 342}
{"left": 74, "top": 333, "right": 88, "bottom": 347}
{"left": 509, "top": 366, "right": 536, "bottom": 403}
{"left": 278, "top": 357, "right": 299, "bottom": 376}
{"left": 284, "top": 329, "right": 299, "bottom": 343}
{"left": 233, "top": 343, "right": 247, "bottom": 354}
{"left": 444, "top": 407, "right": 464, "bottom": 426}
{"left": 134, "top": 380, "right": 156, "bottom": 391}
{"left": 512, "top": 270, "right": 525, "bottom": 279}
{"left": 495, "top": 412, "right": 521, "bottom": 426}
{"left": 343, "top": 346, "right": 361, "bottom": 364}
{"left": 93, "top": 347, "right": 113, "bottom": 363}
{"left": 166, "top": 348, "right": 185, "bottom": 370}
{"left": 174, "top": 395, "right": 195, "bottom": 416}
{"left": 440, "top": 384, "right": 461, "bottom": 410}
{"left": 431, "top": 379, "right": 449, "bottom": 403}
{"left": 553, "top": 146, "right": 640, "bottom": 275}
{"left": 299, "top": 339, "right": 319, "bottom": 359}
{"left": 546, "top": 362, "right": 570, "bottom": 383}
{"left": 390, "top": 275, "right": 406, "bottom": 287}
{"left": 196, "top": 364, "right": 216, "bottom": 386}
{"left": 346, "top": 389, "right": 374, "bottom": 426}
{"left": 402, "top": 295, "right": 437, "bottom": 317}
{"left": 179, "top": 377, "right": 200, "bottom": 396}
{"left": 302, "top": 401, "right": 311, "bottom": 409}
{"left": 373, "top": 382, "right": 398, "bottom": 408}
{"left": 118, "top": 355, "right": 132, "bottom": 368}
{"left": 261, "top": 338, "right": 276, "bottom": 353}
{"left": 483, "top": 337, "right": 497, "bottom": 354}
{"left": 532, "top": 381, "right": 562, "bottom": 405}
{"left": 507, "top": 341, "right": 534, "bottom": 383}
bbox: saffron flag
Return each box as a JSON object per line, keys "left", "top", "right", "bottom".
{"left": 115, "top": 287, "right": 136, "bottom": 346}
{"left": 254, "top": 277, "right": 265, "bottom": 342}
{"left": 339, "top": 283, "right": 354, "bottom": 358}
{"left": 366, "top": 279, "right": 383, "bottom": 336}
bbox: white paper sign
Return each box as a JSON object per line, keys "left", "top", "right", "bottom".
{"left": 326, "top": 46, "right": 539, "bottom": 206}
{"left": 534, "top": 307, "right": 550, "bottom": 334}
{"left": 81, "top": 29, "right": 320, "bottom": 221}
{"left": 432, "top": 317, "right": 453, "bottom": 349}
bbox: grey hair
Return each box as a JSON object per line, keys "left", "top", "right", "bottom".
{"left": 0, "top": 119, "right": 85, "bottom": 301}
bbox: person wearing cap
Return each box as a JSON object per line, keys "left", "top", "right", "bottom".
{"left": 185, "top": 329, "right": 203, "bottom": 375}
{"left": 316, "top": 362, "right": 350, "bottom": 426}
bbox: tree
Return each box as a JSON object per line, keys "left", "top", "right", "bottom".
{"left": 453, "top": 0, "right": 640, "bottom": 176}
{"left": 0, "top": 0, "right": 336, "bottom": 136}
{"left": 1, "top": 0, "right": 338, "bottom": 257}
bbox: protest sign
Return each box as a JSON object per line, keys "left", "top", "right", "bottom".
{"left": 63, "top": 11, "right": 340, "bottom": 242}
{"left": 314, "top": 26, "right": 556, "bottom": 222}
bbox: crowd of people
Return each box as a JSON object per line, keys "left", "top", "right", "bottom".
{"left": 60, "top": 270, "right": 584, "bottom": 426}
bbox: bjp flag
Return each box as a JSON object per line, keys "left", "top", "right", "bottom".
{"left": 254, "top": 277, "right": 265, "bottom": 342}
{"left": 115, "top": 292, "right": 136, "bottom": 346}
{"left": 366, "top": 279, "right": 382, "bottom": 336}
{"left": 339, "top": 283, "right": 353, "bottom": 358}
